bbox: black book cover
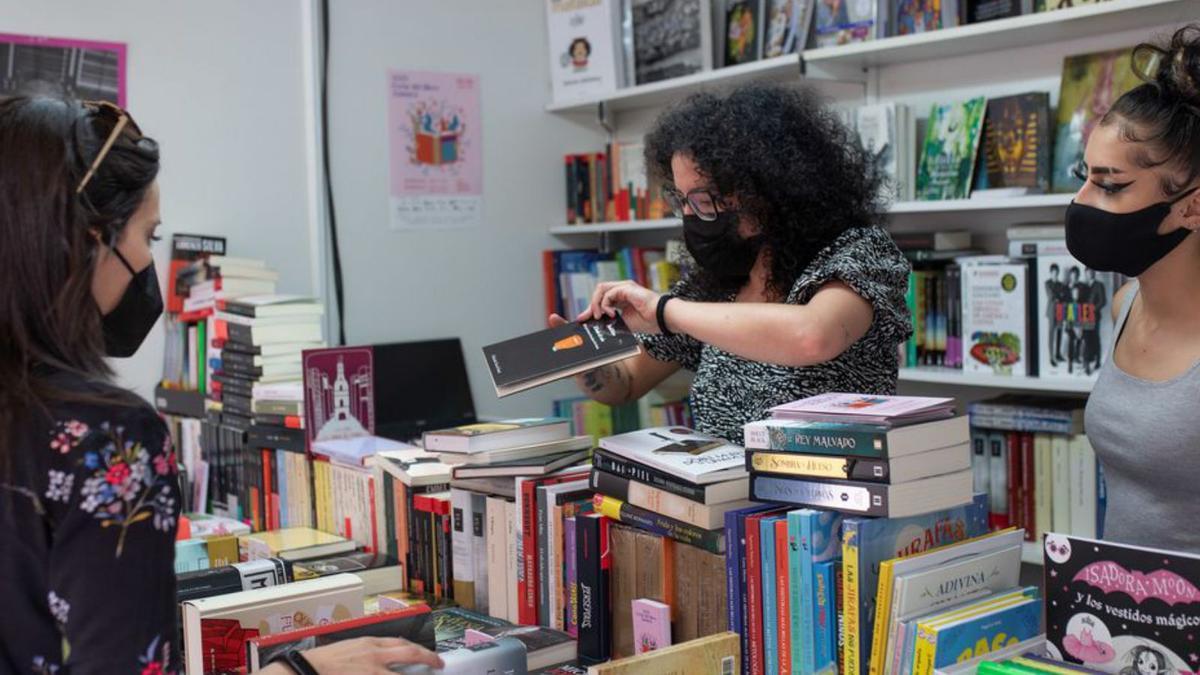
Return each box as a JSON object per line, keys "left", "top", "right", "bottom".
{"left": 966, "top": 0, "right": 1025, "bottom": 23}
{"left": 590, "top": 469, "right": 630, "bottom": 502}
{"left": 219, "top": 339, "right": 264, "bottom": 356}
{"left": 218, "top": 358, "right": 267, "bottom": 379}
{"left": 247, "top": 425, "right": 307, "bottom": 453}
{"left": 483, "top": 316, "right": 642, "bottom": 397}
{"left": 592, "top": 448, "right": 707, "bottom": 503}
{"left": 1043, "top": 534, "right": 1200, "bottom": 674}
{"left": 154, "top": 385, "right": 206, "bottom": 418}
{"left": 576, "top": 514, "right": 611, "bottom": 664}
{"left": 983, "top": 92, "right": 1051, "bottom": 192}
{"left": 219, "top": 350, "right": 261, "bottom": 369}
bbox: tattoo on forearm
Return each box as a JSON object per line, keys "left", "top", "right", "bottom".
{"left": 579, "top": 362, "right": 634, "bottom": 402}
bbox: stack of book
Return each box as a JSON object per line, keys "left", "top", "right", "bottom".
{"left": 744, "top": 393, "right": 973, "bottom": 519}
{"left": 967, "top": 395, "right": 1103, "bottom": 540}
{"left": 587, "top": 427, "right": 750, "bottom": 661}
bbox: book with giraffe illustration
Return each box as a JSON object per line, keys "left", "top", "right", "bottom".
{"left": 482, "top": 315, "right": 642, "bottom": 397}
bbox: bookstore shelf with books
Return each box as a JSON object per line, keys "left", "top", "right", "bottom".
{"left": 898, "top": 368, "right": 1094, "bottom": 394}
{"left": 801, "top": 0, "right": 1193, "bottom": 70}
{"left": 549, "top": 218, "right": 680, "bottom": 235}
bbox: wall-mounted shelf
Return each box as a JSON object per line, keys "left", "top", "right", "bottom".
{"left": 899, "top": 367, "right": 1094, "bottom": 394}
{"left": 549, "top": 219, "right": 680, "bottom": 235}
{"left": 889, "top": 193, "right": 1072, "bottom": 214}
{"left": 802, "top": 0, "right": 1194, "bottom": 70}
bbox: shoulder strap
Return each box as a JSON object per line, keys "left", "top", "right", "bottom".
{"left": 1110, "top": 279, "right": 1139, "bottom": 358}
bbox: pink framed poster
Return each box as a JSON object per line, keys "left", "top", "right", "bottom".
{"left": 387, "top": 69, "right": 483, "bottom": 230}
{"left": 0, "top": 33, "right": 127, "bottom": 106}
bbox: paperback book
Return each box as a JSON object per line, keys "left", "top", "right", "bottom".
{"left": 483, "top": 316, "right": 642, "bottom": 397}
{"left": 915, "top": 97, "right": 987, "bottom": 201}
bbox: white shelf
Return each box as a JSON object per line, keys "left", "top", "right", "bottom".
{"left": 549, "top": 218, "right": 680, "bottom": 235}
{"left": 889, "top": 194, "right": 1072, "bottom": 214}
{"left": 1022, "top": 541, "right": 1043, "bottom": 566}
{"left": 546, "top": 54, "right": 818, "bottom": 115}
{"left": 802, "top": 0, "right": 1196, "bottom": 70}
{"left": 899, "top": 367, "right": 1095, "bottom": 394}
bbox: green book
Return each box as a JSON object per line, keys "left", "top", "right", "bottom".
{"left": 916, "top": 97, "right": 987, "bottom": 200}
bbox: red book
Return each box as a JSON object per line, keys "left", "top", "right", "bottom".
{"left": 178, "top": 307, "right": 214, "bottom": 323}
{"left": 542, "top": 250, "right": 558, "bottom": 319}
{"left": 745, "top": 511, "right": 769, "bottom": 675}
{"left": 517, "top": 471, "right": 588, "bottom": 625}
{"left": 260, "top": 449, "right": 273, "bottom": 531}
{"left": 1007, "top": 431, "right": 1022, "bottom": 532}
{"left": 775, "top": 518, "right": 792, "bottom": 675}
{"left": 366, "top": 474, "right": 379, "bottom": 555}
{"left": 1020, "top": 432, "right": 1035, "bottom": 542}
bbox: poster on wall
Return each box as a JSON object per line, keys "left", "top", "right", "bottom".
{"left": 387, "top": 70, "right": 482, "bottom": 230}
{"left": 0, "top": 33, "right": 127, "bottom": 105}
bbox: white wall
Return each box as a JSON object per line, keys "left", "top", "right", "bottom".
{"left": 325, "top": 1, "right": 606, "bottom": 419}
{"left": 1, "top": 1, "right": 321, "bottom": 401}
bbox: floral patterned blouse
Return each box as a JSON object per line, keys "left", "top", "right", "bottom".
{"left": 0, "top": 369, "right": 181, "bottom": 674}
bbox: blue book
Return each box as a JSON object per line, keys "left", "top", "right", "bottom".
{"left": 915, "top": 595, "right": 1042, "bottom": 674}
{"left": 800, "top": 509, "right": 844, "bottom": 674}
{"left": 174, "top": 539, "right": 209, "bottom": 574}
{"left": 275, "top": 449, "right": 288, "bottom": 529}
{"left": 841, "top": 494, "right": 988, "bottom": 675}
{"left": 726, "top": 505, "right": 776, "bottom": 675}
{"left": 761, "top": 515, "right": 786, "bottom": 675}
{"left": 815, "top": 560, "right": 837, "bottom": 669}
{"left": 788, "top": 510, "right": 811, "bottom": 673}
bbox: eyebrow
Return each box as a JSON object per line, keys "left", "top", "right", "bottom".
{"left": 1088, "top": 166, "right": 1126, "bottom": 176}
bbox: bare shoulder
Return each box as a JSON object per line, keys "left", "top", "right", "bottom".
{"left": 1111, "top": 281, "right": 1136, "bottom": 323}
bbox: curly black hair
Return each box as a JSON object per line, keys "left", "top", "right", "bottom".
{"left": 644, "top": 81, "right": 885, "bottom": 299}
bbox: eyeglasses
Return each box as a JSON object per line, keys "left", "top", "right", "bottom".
{"left": 662, "top": 186, "right": 728, "bottom": 222}
{"left": 75, "top": 100, "right": 143, "bottom": 194}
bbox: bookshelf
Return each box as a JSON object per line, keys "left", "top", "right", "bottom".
{"left": 1022, "top": 541, "right": 1043, "bottom": 566}
{"left": 801, "top": 0, "right": 1194, "bottom": 70}
{"left": 549, "top": 218, "right": 679, "bottom": 235}
{"left": 899, "top": 367, "right": 1095, "bottom": 394}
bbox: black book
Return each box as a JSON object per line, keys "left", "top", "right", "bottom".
{"left": 966, "top": 0, "right": 1031, "bottom": 24}
{"left": 176, "top": 557, "right": 291, "bottom": 604}
{"left": 749, "top": 470, "right": 973, "bottom": 518}
{"left": 219, "top": 350, "right": 262, "bottom": 369}
{"left": 247, "top": 425, "right": 307, "bottom": 453}
{"left": 576, "top": 513, "right": 611, "bottom": 664}
{"left": 482, "top": 316, "right": 642, "bottom": 397}
{"left": 154, "top": 385, "right": 205, "bottom": 418}
{"left": 591, "top": 448, "right": 748, "bottom": 505}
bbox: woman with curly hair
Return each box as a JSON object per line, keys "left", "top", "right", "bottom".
{"left": 551, "top": 82, "right": 912, "bottom": 443}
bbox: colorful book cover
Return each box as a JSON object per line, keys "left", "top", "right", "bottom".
{"left": 804, "top": 510, "right": 844, "bottom": 674}
{"left": 982, "top": 93, "right": 1050, "bottom": 192}
{"left": 599, "top": 426, "right": 747, "bottom": 485}
{"left": 726, "top": 505, "right": 778, "bottom": 674}
{"left": 763, "top": 0, "right": 808, "bottom": 58}
{"left": 961, "top": 261, "right": 1032, "bottom": 377}
{"left": 545, "top": 0, "right": 623, "bottom": 103}
{"left": 916, "top": 97, "right": 987, "bottom": 200}
{"left": 1051, "top": 48, "right": 1139, "bottom": 193}
{"left": 896, "top": 0, "right": 956, "bottom": 35}
{"left": 776, "top": 518, "right": 793, "bottom": 675}
{"left": 1032, "top": 243, "right": 1114, "bottom": 379}
{"left": 302, "top": 346, "right": 374, "bottom": 444}
{"left": 761, "top": 515, "right": 785, "bottom": 675}
{"left": 915, "top": 596, "right": 1042, "bottom": 674}
{"left": 790, "top": 510, "right": 813, "bottom": 673}
{"left": 629, "top": 0, "right": 713, "bottom": 86}
{"left": 632, "top": 598, "right": 672, "bottom": 654}
{"left": 1043, "top": 534, "right": 1200, "bottom": 674}
{"left": 814, "top": 0, "right": 881, "bottom": 47}
{"left": 902, "top": 590, "right": 1037, "bottom": 675}
{"left": 724, "top": 0, "right": 763, "bottom": 66}
{"left": 816, "top": 560, "right": 837, "bottom": 670}
{"left": 841, "top": 494, "right": 988, "bottom": 675}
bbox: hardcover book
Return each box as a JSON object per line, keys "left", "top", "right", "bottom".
{"left": 1051, "top": 47, "right": 1139, "bottom": 193}
{"left": 628, "top": 0, "right": 714, "bottom": 85}
{"left": 303, "top": 345, "right": 375, "bottom": 443}
{"left": 723, "top": 0, "right": 764, "bottom": 66}
{"left": 895, "top": 0, "right": 958, "bottom": 35}
{"left": 1043, "top": 534, "right": 1200, "bottom": 674}
{"left": 483, "top": 316, "right": 642, "bottom": 397}
{"left": 768, "top": 394, "right": 956, "bottom": 426}
{"left": 598, "top": 426, "right": 747, "bottom": 484}
{"left": 1030, "top": 242, "right": 1114, "bottom": 379}
{"left": 813, "top": 0, "right": 883, "bottom": 48}
{"left": 960, "top": 259, "right": 1034, "bottom": 377}
{"left": 239, "top": 527, "right": 357, "bottom": 562}
{"left": 841, "top": 495, "right": 989, "bottom": 675}
{"left": 915, "top": 97, "right": 987, "bottom": 201}
{"left": 763, "top": 0, "right": 813, "bottom": 57}
{"left": 744, "top": 416, "right": 969, "bottom": 459}
{"left": 586, "top": 631, "right": 739, "bottom": 674}
{"left": 982, "top": 93, "right": 1050, "bottom": 192}
{"left": 911, "top": 593, "right": 1042, "bottom": 675}
{"left": 546, "top": 0, "right": 625, "bottom": 103}
{"left": 965, "top": 0, "right": 1031, "bottom": 23}
{"left": 751, "top": 470, "right": 974, "bottom": 518}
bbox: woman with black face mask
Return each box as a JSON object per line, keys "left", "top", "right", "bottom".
{"left": 549, "top": 82, "right": 913, "bottom": 444}
{"left": 0, "top": 98, "right": 442, "bottom": 674}
{"left": 1068, "top": 24, "right": 1200, "bottom": 554}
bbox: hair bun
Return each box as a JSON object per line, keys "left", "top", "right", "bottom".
{"left": 1135, "top": 25, "right": 1200, "bottom": 104}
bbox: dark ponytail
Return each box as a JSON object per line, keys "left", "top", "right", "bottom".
{"left": 1102, "top": 24, "right": 1200, "bottom": 196}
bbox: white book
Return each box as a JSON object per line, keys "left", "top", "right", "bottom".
{"left": 546, "top": 0, "right": 624, "bottom": 103}
{"left": 598, "top": 427, "right": 747, "bottom": 484}
{"left": 961, "top": 259, "right": 1031, "bottom": 377}
{"left": 857, "top": 103, "right": 903, "bottom": 200}
{"left": 450, "top": 488, "right": 477, "bottom": 609}
{"left": 1033, "top": 433, "right": 1053, "bottom": 543}
{"left": 1029, "top": 241, "right": 1114, "bottom": 379}
{"left": 622, "top": 474, "right": 756, "bottom": 529}
{"left": 486, "top": 495, "right": 510, "bottom": 621}
{"left": 313, "top": 435, "right": 416, "bottom": 468}
{"left": 504, "top": 499, "right": 521, "bottom": 624}
{"left": 970, "top": 428, "right": 990, "bottom": 496}
{"left": 1051, "top": 434, "right": 1071, "bottom": 533}
{"left": 181, "top": 574, "right": 363, "bottom": 675}
{"left": 1069, "top": 434, "right": 1097, "bottom": 538}
{"left": 986, "top": 431, "right": 1008, "bottom": 520}
{"left": 370, "top": 448, "right": 451, "bottom": 488}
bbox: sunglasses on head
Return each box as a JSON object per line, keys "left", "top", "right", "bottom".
{"left": 75, "top": 100, "right": 143, "bottom": 195}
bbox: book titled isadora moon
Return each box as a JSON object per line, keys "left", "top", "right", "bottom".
{"left": 483, "top": 316, "right": 642, "bottom": 397}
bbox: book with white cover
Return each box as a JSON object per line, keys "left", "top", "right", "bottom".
{"left": 598, "top": 426, "right": 747, "bottom": 484}
{"left": 368, "top": 448, "right": 451, "bottom": 488}
{"left": 770, "top": 393, "right": 955, "bottom": 426}
{"left": 312, "top": 435, "right": 417, "bottom": 468}
{"left": 546, "top": 0, "right": 625, "bottom": 104}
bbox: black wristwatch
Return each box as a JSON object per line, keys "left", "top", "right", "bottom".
{"left": 269, "top": 649, "right": 320, "bottom": 675}
{"left": 656, "top": 294, "right": 676, "bottom": 336}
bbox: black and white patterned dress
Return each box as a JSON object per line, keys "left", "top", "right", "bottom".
{"left": 640, "top": 225, "right": 913, "bottom": 444}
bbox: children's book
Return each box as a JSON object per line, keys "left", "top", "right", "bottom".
{"left": 915, "top": 97, "right": 987, "bottom": 201}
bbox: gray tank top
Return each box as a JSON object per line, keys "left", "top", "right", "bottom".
{"left": 1085, "top": 280, "right": 1200, "bottom": 554}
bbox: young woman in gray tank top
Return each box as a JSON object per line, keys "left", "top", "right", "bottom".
{"left": 1066, "top": 25, "right": 1200, "bottom": 554}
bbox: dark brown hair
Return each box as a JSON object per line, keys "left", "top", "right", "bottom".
{"left": 1102, "top": 24, "right": 1200, "bottom": 196}
{"left": 0, "top": 96, "right": 160, "bottom": 473}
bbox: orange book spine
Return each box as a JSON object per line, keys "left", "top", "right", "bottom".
{"left": 776, "top": 519, "right": 792, "bottom": 675}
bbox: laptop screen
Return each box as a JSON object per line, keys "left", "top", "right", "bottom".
{"left": 371, "top": 338, "right": 477, "bottom": 441}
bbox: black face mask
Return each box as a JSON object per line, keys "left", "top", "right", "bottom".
{"left": 1065, "top": 186, "right": 1199, "bottom": 278}
{"left": 683, "top": 211, "right": 763, "bottom": 286}
{"left": 101, "top": 246, "right": 164, "bottom": 358}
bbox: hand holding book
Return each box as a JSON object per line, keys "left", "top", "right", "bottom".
{"left": 575, "top": 279, "right": 663, "bottom": 335}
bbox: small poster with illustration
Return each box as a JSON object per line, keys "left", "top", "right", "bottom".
{"left": 303, "top": 346, "right": 375, "bottom": 444}
{"left": 1043, "top": 533, "right": 1200, "bottom": 674}
{"left": 388, "top": 70, "right": 482, "bottom": 230}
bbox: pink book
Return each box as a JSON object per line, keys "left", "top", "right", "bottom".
{"left": 769, "top": 393, "right": 955, "bottom": 426}
{"left": 631, "top": 598, "right": 671, "bottom": 655}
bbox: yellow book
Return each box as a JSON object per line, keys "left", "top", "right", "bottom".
{"left": 749, "top": 452, "right": 850, "bottom": 478}
{"left": 843, "top": 531, "right": 862, "bottom": 675}
{"left": 910, "top": 592, "right": 1032, "bottom": 675}
{"left": 238, "top": 527, "right": 355, "bottom": 562}
{"left": 586, "top": 632, "right": 739, "bottom": 674}
{"left": 314, "top": 461, "right": 327, "bottom": 533}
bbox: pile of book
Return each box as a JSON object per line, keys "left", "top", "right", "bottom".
{"left": 968, "top": 395, "right": 1103, "bottom": 542}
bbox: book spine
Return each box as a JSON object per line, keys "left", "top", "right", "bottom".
{"left": 1020, "top": 432, "right": 1035, "bottom": 542}
{"left": 1006, "top": 431, "right": 1022, "bottom": 533}
{"left": 577, "top": 515, "right": 611, "bottom": 664}
{"left": 520, "top": 479, "right": 539, "bottom": 625}
{"left": 749, "top": 451, "right": 891, "bottom": 483}
{"left": 743, "top": 423, "right": 887, "bottom": 458}
{"left": 816, "top": 561, "right": 836, "bottom": 671}
{"left": 746, "top": 514, "right": 766, "bottom": 675}
{"left": 775, "top": 519, "right": 792, "bottom": 675}
{"left": 737, "top": 512, "right": 755, "bottom": 675}
{"left": 537, "top": 488, "right": 551, "bottom": 626}
{"left": 761, "top": 519, "right": 779, "bottom": 675}
{"left": 450, "top": 489, "right": 475, "bottom": 609}
{"left": 788, "top": 512, "right": 806, "bottom": 674}
{"left": 592, "top": 494, "right": 724, "bottom": 555}
{"left": 590, "top": 468, "right": 630, "bottom": 501}
{"left": 912, "top": 623, "right": 938, "bottom": 675}
{"left": 842, "top": 526, "right": 862, "bottom": 675}
{"left": 751, "top": 475, "right": 889, "bottom": 518}
{"left": 592, "top": 449, "right": 708, "bottom": 503}
{"left": 836, "top": 560, "right": 846, "bottom": 675}
{"left": 565, "top": 516, "right": 578, "bottom": 637}
{"left": 472, "top": 493, "right": 488, "bottom": 615}
{"left": 723, "top": 509, "right": 744, "bottom": 670}
{"left": 799, "top": 512, "right": 818, "bottom": 674}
